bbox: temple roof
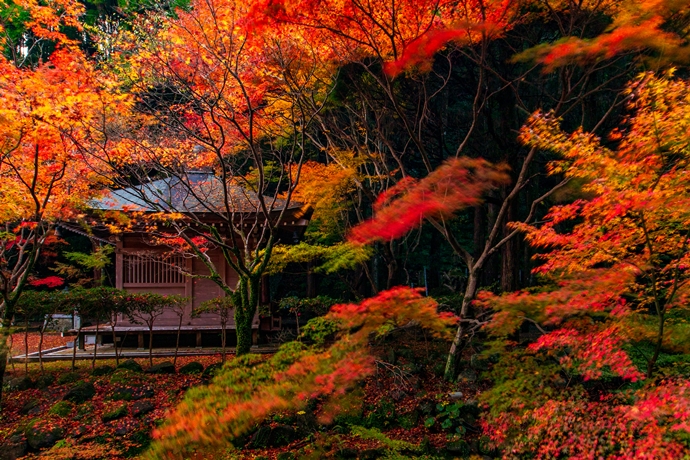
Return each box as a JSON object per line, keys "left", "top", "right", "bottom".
{"left": 92, "top": 172, "right": 301, "bottom": 214}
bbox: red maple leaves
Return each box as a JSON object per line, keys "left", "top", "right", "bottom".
{"left": 348, "top": 158, "right": 509, "bottom": 245}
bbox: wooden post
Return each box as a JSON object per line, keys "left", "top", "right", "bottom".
{"left": 252, "top": 329, "right": 258, "bottom": 346}
{"left": 196, "top": 331, "right": 202, "bottom": 348}
{"left": 137, "top": 332, "right": 144, "bottom": 350}
{"left": 185, "top": 257, "right": 193, "bottom": 324}
{"left": 115, "top": 238, "right": 123, "bottom": 289}
{"left": 261, "top": 274, "right": 270, "bottom": 304}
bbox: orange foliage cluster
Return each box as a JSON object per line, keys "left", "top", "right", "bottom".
{"left": 115, "top": 0, "right": 334, "bottom": 168}
{"left": 0, "top": 48, "right": 115, "bottom": 223}
{"left": 518, "top": 0, "right": 690, "bottom": 71}
{"left": 348, "top": 158, "right": 509, "bottom": 244}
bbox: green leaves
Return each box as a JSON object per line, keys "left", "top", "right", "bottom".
{"left": 265, "top": 242, "right": 373, "bottom": 275}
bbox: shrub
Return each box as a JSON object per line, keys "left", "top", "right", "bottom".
{"left": 300, "top": 317, "right": 339, "bottom": 346}
{"left": 57, "top": 372, "right": 81, "bottom": 385}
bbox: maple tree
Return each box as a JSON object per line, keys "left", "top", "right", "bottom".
{"left": 83, "top": 0, "right": 335, "bottom": 356}
{"left": 250, "top": 0, "right": 646, "bottom": 381}
{"left": 193, "top": 297, "right": 234, "bottom": 362}
{"left": 0, "top": 0, "right": 127, "bottom": 405}
{"left": 127, "top": 294, "right": 187, "bottom": 367}
{"left": 474, "top": 71, "right": 690, "bottom": 455}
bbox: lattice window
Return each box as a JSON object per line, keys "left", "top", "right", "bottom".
{"left": 123, "top": 253, "right": 186, "bottom": 285}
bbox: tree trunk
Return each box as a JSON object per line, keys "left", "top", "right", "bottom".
{"left": 8, "top": 334, "right": 14, "bottom": 374}
{"left": 0, "top": 307, "right": 17, "bottom": 408}
{"left": 111, "top": 322, "right": 119, "bottom": 366}
{"left": 444, "top": 271, "right": 479, "bottom": 381}
{"left": 0, "top": 346, "right": 7, "bottom": 409}
{"left": 501, "top": 200, "right": 518, "bottom": 292}
{"left": 221, "top": 323, "right": 227, "bottom": 363}
{"left": 71, "top": 326, "right": 81, "bottom": 371}
{"left": 91, "top": 321, "right": 100, "bottom": 370}
{"left": 38, "top": 325, "right": 45, "bottom": 373}
{"left": 24, "top": 318, "right": 29, "bottom": 376}
{"left": 234, "top": 276, "right": 260, "bottom": 356}
{"left": 148, "top": 325, "right": 154, "bottom": 367}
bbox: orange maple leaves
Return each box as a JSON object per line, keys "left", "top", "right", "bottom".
{"left": 482, "top": 73, "right": 690, "bottom": 391}
{"left": 517, "top": 0, "right": 690, "bottom": 71}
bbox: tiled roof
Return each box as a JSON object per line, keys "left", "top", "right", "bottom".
{"left": 92, "top": 172, "right": 300, "bottom": 214}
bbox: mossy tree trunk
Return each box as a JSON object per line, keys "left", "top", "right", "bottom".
{"left": 233, "top": 275, "right": 260, "bottom": 356}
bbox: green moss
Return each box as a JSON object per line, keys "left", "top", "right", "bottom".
{"left": 116, "top": 359, "right": 143, "bottom": 373}
{"left": 91, "top": 365, "right": 114, "bottom": 376}
{"left": 179, "top": 362, "right": 204, "bottom": 375}
{"left": 110, "top": 369, "right": 144, "bottom": 385}
{"left": 63, "top": 381, "right": 95, "bottom": 404}
{"left": 49, "top": 401, "right": 73, "bottom": 417}
{"left": 110, "top": 387, "right": 134, "bottom": 401}
{"left": 363, "top": 399, "right": 397, "bottom": 429}
{"left": 102, "top": 403, "right": 128, "bottom": 422}
{"left": 56, "top": 371, "right": 81, "bottom": 385}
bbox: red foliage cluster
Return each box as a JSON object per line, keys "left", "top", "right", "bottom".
{"left": 485, "top": 391, "right": 690, "bottom": 459}
{"left": 530, "top": 15, "right": 689, "bottom": 72}
{"left": 528, "top": 326, "right": 642, "bottom": 382}
{"left": 348, "top": 158, "right": 508, "bottom": 244}
{"left": 28, "top": 276, "right": 64, "bottom": 288}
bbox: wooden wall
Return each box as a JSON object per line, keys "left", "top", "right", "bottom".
{"left": 115, "top": 234, "right": 255, "bottom": 330}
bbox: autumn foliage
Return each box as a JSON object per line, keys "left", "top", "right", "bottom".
{"left": 348, "top": 158, "right": 509, "bottom": 245}
{"left": 146, "top": 287, "right": 457, "bottom": 458}
{"left": 476, "top": 72, "right": 690, "bottom": 454}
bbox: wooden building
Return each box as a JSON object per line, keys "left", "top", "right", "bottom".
{"left": 70, "top": 172, "right": 309, "bottom": 349}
